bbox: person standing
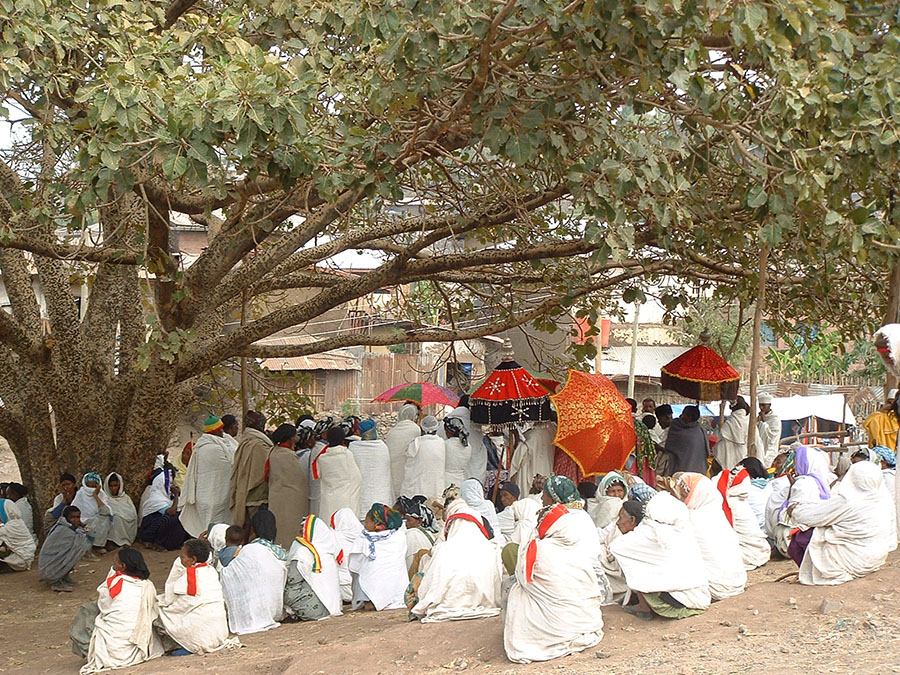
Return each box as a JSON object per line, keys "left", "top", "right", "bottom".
{"left": 715, "top": 396, "right": 750, "bottom": 471}
{"left": 401, "top": 417, "right": 447, "bottom": 501}
{"left": 316, "top": 427, "right": 363, "bottom": 519}
{"left": 230, "top": 410, "right": 272, "bottom": 532}
{"left": 509, "top": 425, "right": 555, "bottom": 496}
{"left": 862, "top": 394, "right": 899, "bottom": 451}
{"left": 385, "top": 404, "right": 421, "bottom": 496}
{"left": 755, "top": 393, "right": 782, "bottom": 465}
{"left": 663, "top": 405, "right": 710, "bottom": 475}
{"left": 221, "top": 414, "right": 240, "bottom": 457}
{"left": 180, "top": 416, "right": 234, "bottom": 538}
{"left": 349, "top": 419, "right": 394, "bottom": 516}
{"left": 267, "top": 424, "right": 309, "bottom": 549}
{"left": 170, "top": 441, "right": 193, "bottom": 491}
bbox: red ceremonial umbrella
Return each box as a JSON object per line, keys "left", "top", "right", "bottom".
{"left": 373, "top": 382, "right": 460, "bottom": 407}
{"left": 551, "top": 369, "right": 636, "bottom": 476}
{"left": 660, "top": 337, "right": 740, "bottom": 401}
{"left": 469, "top": 355, "right": 553, "bottom": 430}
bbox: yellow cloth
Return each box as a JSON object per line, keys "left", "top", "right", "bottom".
{"left": 863, "top": 411, "right": 899, "bottom": 451}
{"left": 170, "top": 454, "right": 188, "bottom": 491}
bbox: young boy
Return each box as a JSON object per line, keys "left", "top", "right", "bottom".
{"left": 157, "top": 538, "right": 230, "bottom": 655}
{"left": 218, "top": 525, "right": 244, "bottom": 567}
{"left": 38, "top": 505, "right": 93, "bottom": 591}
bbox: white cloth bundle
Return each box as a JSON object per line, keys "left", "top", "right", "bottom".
{"left": 0, "top": 499, "right": 36, "bottom": 571}
{"left": 348, "top": 526, "right": 408, "bottom": 610}
{"left": 220, "top": 541, "right": 287, "bottom": 634}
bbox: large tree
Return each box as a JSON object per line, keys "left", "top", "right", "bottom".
{"left": 0, "top": 0, "right": 897, "bottom": 508}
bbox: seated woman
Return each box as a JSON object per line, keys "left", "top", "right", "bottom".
{"left": 767, "top": 447, "right": 832, "bottom": 559}
{"left": 138, "top": 455, "right": 188, "bottom": 551}
{"left": 4, "top": 483, "right": 36, "bottom": 543}
{"left": 157, "top": 538, "right": 230, "bottom": 655}
{"left": 673, "top": 473, "right": 746, "bottom": 600}
{"left": 410, "top": 497, "right": 503, "bottom": 623}
{"left": 610, "top": 492, "right": 710, "bottom": 620}
{"left": 80, "top": 548, "right": 163, "bottom": 674}
{"left": 40, "top": 506, "right": 94, "bottom": 591}
{"left": 330, "top": 507, "right": 361, "bottom": 602}
{"left": 599, "top": 501, "right": 643, "bottom": 604}
{"left": 72, "top": 473, "right": 113, "bottom": 555}
{"left": 787, "top": 461, "right": 895, "bottom": 585}
{"left": 396, "top": 496, "right": 438, "bottom": 575}
{"left": 737, "top": 457, "right": 773, "bottom": 531}
{"left": 459, "top": 479, "right": 501, "bottom": 540}
{"left": 285, "top": 514, "right": 343, "bottom": 621}
{"left": 716, "top": 467, "right": 771, "bottom": 570}
{"left": 504, "top": 503, "right": 605, "bottom": 663}
{"left": 871, "top": 445, "right": 896, "bottom": 495}
{"left": 586, "top": 472, "right": 626, "bottom": 529}
{"left": 0, "top": 498, "right": 37, "bottom": 571}
{"left": 220, "top": 510, "right": 288, "bottom": 634}
{"left": 103, "top": 473, "right": 138, "bottom": 550}
{"left": 540, "top": 475, "right": 600, "bottom": 556}
{"left": 348, "top": 504, "right": 408, "bottom": 611}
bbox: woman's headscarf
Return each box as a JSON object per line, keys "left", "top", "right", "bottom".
{"left": 367, "top": 503, "right": 403, "bottom": 531}
{"left": 443, "top": 417, "right": 469, "bottom": 446}
{"left": 673, "top": 472, "right": 706, "bottom": 507}
{"left": 459, "top": 478, "right": 500, "bottom": 533}
{"left": 359, "top": 419, "right": 377, "bottom": 440}
{"left": 396, "top": 495, "right": 437, "bottom": 532}
{"left": 792, "top": 446, "right": 832, "bottom": 500}
{"left": 421, "top": 416, "right": 439, "bottom": 435}
{"left": 599, "top": 471, "right": 626, "bottom": 496}
{"left": 872, "top": 445, "right": 896, "bottom": 468}
{"left": 72, "top": 472, "right": 107, "bottom": 520}
{"left": 542, "top": 475, "right": 581, "bottom": 506}
{"left": 118, "top": 546, "right": 151, "bottom": 579}
{"left": 207, "top": 523, "right": 229, "bottom": 556}
{"left": 251, "top": 509, "right": 278, "bottom": 542}
{"left": 628, "top": 481, "right": 657, "bottom": 508}
{"left": 398, "top": 404, "right": 418, "bottom": 422}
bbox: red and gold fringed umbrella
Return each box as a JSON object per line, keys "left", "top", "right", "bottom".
{"left": 551, "top": 369, "right": 636, "bottom": 476}
{"left": 660, "top": 338, "right": 740, "bottom": 402}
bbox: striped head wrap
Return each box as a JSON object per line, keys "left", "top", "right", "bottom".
{"left": 82, "top": 472, "right": 102, "bottom": 487}
{"left": 295, "top": 515, "right": 323, "bottom": 573}
{"left": 599, "top": 471, "right": 626, "bottom": 496}
{"left": 203, "top": 416, "right": 224, "bottom": 433}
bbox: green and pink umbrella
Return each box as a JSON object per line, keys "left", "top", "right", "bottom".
{"left": 373, "top": 382, "right": 460, "bottom": 407}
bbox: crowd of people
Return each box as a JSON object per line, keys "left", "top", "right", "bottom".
{"left": 0, "top": 393, "right": 898, "bottom": 671}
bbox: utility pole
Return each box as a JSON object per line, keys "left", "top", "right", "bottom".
{"left": 627, "top": 303, "right": 640, "bottom": 399}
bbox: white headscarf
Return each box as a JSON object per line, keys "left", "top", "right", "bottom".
{"left": 459, "top": 479, "right": 500, "bottom": 535}
{"left": 398, "top": 404, "right": 419, "bottom": 422}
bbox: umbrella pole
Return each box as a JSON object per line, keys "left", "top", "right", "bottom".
{"left": 747, "top": 243, "right": 769, "bottom": 458}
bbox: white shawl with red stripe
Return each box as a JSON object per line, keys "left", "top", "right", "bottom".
{"left": 504, "top": 504, "right": 605, "bottom": 664}
{"left": 411, "top": 499, "right": 503, "bottom": 622}
{"left": 157, "top": 559, "right": 231, "bottom": 653}
{"left": 716, "top": 469, "right": 771, "bottom": 570}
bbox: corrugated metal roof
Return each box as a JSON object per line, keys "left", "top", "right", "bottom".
{"left": 600, "top": 345, "right": 690, "bottom": 379}
{"left": 259, "top": 352, "right": 360, "bottom": 372}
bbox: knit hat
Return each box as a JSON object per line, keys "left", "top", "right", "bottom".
{"left": 758, "top": 393, "right": 773, "bottom": 405}
{"left": 359, "top": 419, "right": 377, "bottom": 440}
{"left": 203, "top": 415, "right": 224, "bottom": 433}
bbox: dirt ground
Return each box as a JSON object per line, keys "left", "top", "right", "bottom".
{"left": 2, "top": 544, "right": 900, "bottom": 675}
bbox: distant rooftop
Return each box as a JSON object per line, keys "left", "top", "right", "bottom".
{"left": 600, "top": 345, "right": 689, "bottom": 379}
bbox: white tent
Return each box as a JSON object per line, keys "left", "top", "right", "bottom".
{"left": 707, "top": 394, "right": 855, "bottom": 426}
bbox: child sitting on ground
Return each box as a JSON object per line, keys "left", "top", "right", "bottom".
{"left": 218, "top": 525, "right": 244, "bottom": 567}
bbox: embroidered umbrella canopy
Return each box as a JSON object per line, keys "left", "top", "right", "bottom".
{"left": 469, "top": 352, "right": 553, "bottom": 430}
{"left": 660, "top": 337, "right": 740, "bottom": 402}
{"left": 373, "top": 382, "right": 460, "bottom": 407}
{"left": 551, "top": 369, "right": 636, "bottom": 476}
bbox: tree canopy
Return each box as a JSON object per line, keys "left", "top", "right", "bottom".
{"left": 0, "top": 0, "right": 898, "bottom": 504}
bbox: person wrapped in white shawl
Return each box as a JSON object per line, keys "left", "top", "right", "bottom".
{"left": 72, "top": 472, "right": 112, "bottom": 550}
{"left": 348, "top": 503, "right": 408, "bottom": 610}
{"left": 329, "top": 507, "right": 361, "bottom": 602}
{"left": 504, "top": 503, "right": 605, "bottom": 663}
{"left": 610, "top": 492, "right": 710, "bottom": 619}
{"left": 349, "top": 419, "right": 395, "bottom": 516}
{"left": 673, "top": 473, "right": 746, "bottom": 600}
{"left": 715, "top": 468, "right": 771, "bottom": 570}
{"left": 179, "top": 418, "right": 235, "bottom": 537}
{"left": 315, "top": 427, "right": 363, "bottom": 519}
{"left": 0, "top": 498, "right": 36, "bottom": 571}
{"left": 80, "top": 548, "right": 163, "bottom": 674}
{"left": 157, "top": 538, "right": 231, "bottom": 654}
{"left": 443, "top": 417, "right": 472, "bottom": 487}
{"left": 401, "top": 417, "right": 447, "bottom": 502}
{"left": 411, "top": 498, "right": 503, "bottom": 623}
{"left": 397, "top": 496, "right": 439, "bottom": 574}
{"left": 598, "top": 501, "right": 642, "bottom": 604}
{"left": 788, "top": 461, "right": 896, "bottom": 585}
{"left": 385, "top": 404, "right": 421, "bottom": 495}
{"left": 220, "top": 511, "right": 288, "bottom": 634}
{"left": 509, "top": 425, "right": 555, "bottom": 496}
{"left": 713, "top": 397, "right": 750, "bottom": 471}
{"left": 586, "top": 472, "right": 627, "bottom": 529}
{"left": 102, "top": 473, "right": 138, "bottom": 548}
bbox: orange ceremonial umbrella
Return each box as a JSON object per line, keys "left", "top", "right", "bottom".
{"left": 550, "top": 369, "right": 636, "bottom": 476}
